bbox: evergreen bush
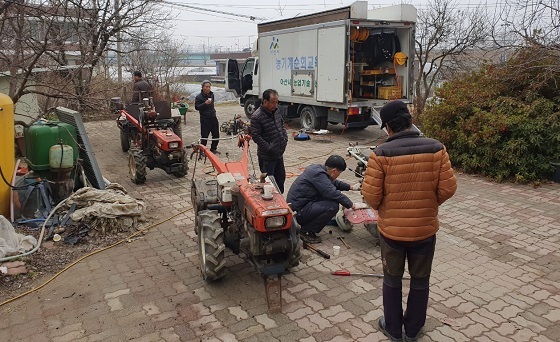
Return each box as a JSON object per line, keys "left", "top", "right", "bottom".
{"left": 422, "top": 48, "right": 560, "bottom": 182}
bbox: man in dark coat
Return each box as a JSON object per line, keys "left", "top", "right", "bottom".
{"left": 194, "top": 80, "right": 220, "bottom": 153}
{"left": 250, "top": 89, "right": 287, "bottom": 192}
{"left": 286, "top": 155, "right": 362, "bottom": 243}
{"left": 131, "top": 71, "right": 153, "bottom": 103}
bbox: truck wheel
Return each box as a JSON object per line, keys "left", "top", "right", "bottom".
{"left": 129, "top": 148, "right": 146, "bottom": 184}
{"left": 300, "top": 106, "right": 320, "bottom": 131}
{"left": 335, "top": 208, "right": 353, "bottom": 232}
{"left": 288, "top": 219, "right": 302, "bottom": 268}
{"left": 198, "top": 210, "right": 226, "bottom": 281}
{"left": 174, "top": 148, "right": 189, "bottom": 178}
{"left": 244, "top": 97, "right": 258, "bottom": 119}
{"left": 120, "top": 130, "right": 130, "bottom": 152}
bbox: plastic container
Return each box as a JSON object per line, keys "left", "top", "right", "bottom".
{"left": 333, "top": 245, "right": 341, "bottom": 256}
{"left": 49, "top": 145, "right": 74, "bottom": 169}
{"left": 24, "top": 122, "right": 78, "bottom": 170}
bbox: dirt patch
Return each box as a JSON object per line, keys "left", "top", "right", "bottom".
{"left": 0, "top": 226, "right": 132, "bottom": 302}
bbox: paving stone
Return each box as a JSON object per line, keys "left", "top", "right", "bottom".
{"left": 0, "top": 105, "right": 558, "bottom": 341}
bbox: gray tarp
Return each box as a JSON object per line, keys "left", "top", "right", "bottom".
{"left": 0, "top": 215, "right": 37, "bottom": 258}
{"left": 62, "top": 183, "right": 145, "bottom": 235}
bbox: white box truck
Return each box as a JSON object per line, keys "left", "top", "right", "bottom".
{"left": 225, "top": 1, "right": 416, "bottom": 130}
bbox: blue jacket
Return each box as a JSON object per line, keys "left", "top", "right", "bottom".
{"left": 287, "top": 164, "right": 353, "bottom": 212}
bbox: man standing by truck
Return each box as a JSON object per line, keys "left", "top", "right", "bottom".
{"left": 250, "top": 89, "right": 288, "bottom": 193}
{"left": 361, "top": 100, "right": 457, "bottom": 341}
{"left": 195, "top": 80, "right": 220, "bottom": 154}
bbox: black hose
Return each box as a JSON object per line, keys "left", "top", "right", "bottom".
{"left": 0, "top": 166, "right": 43, "bottom": 190}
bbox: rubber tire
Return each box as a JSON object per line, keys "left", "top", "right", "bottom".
{"left": 244, "top": 97, "right": 258, "bottom": 119}
{"left": 198, "top": 210, "right": 226, "bottom": 281}
{"left": 300, "top": 106, "right": 320, "bottom": 131}
{"left": 335, "top": 208, "right": 353, "bottom": 232}
{"left": 174, "top": 148, "right": 189, "bottom": 178}
{"left": 129, "top": 148, "right": 147, "bottom": 184}
{"left": 120, "top": 130, "right": 130, "bottom": 152}
{"left": 287, "top": 217, "right": 302, "bottom": 268}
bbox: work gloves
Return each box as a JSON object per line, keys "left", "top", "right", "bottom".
{"left": 351, "top": 183, "right": 361, "bottom": 191}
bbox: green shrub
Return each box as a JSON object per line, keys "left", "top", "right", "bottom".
{"left": 422, "top": 48, "right": 560, "bottom": 183}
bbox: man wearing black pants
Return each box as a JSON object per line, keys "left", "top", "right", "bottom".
{"left": 362, "top": 100, "right": 457, "bottom": 341}
{"left": 250, "top": 89, "right": 287, "bottom": 193}
{"left": 286, "top": 155, "right": 362, "bottom": 244}
{"left": 195, "top": 80, "right": 220, "bottom": 153}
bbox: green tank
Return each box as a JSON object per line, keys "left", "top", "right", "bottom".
{"left": 24, "top": 121, "right": 79, "bottom": 171}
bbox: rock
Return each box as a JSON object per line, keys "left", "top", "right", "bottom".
{"left": 1, "top": 261, "right": 25, "bottom": 269}
{"left": 6, "top": 265, "right": 28, "bottom": 275}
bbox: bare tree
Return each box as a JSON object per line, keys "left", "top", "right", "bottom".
{"left": 493, "top": 0, "right": 559, "bottom": 50}
{"left": 122, "top": 35, "right": 185, "bottom": 101}
{"left": 414, "top": 0, "right": 489, "bottom": 119}
{"left": 0, "top": 0, "right": 171, "bottom": 113}
{"left": 490, "top": 0, "right": 560, "bottom": 81}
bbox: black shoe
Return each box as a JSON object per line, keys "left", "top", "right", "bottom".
{"left": 403, "top": 331, "right": 421, "bottom": 342}
{"left": 210, "top": 149, "right": 221, "bottom": 155}
{"left": 300, "top": 231, "right": 321, "bottom": 244}
{"left": 378, "top": 317, "right": 402, "bottom": 342}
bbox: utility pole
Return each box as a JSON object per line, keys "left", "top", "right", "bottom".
{"left": 115, "top": 0, "right": 123, "bottom": 84}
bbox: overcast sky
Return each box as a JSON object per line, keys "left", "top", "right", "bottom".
{"left": 158, "top": 1, "right": 502, "bottom": 52}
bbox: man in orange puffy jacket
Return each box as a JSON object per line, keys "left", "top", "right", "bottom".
{"left": 362, "top": 100, "right": 457, "bottom": 342}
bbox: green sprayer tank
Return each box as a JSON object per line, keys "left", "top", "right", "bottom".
{"left": 24, "top": 121, "right": 79, "bottom": 171}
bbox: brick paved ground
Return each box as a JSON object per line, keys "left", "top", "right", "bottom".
{"left": 1, "top": 103, "right": 559, "bottom": 341}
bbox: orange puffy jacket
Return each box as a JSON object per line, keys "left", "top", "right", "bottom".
{"left": 362, "top": 129, "right": 457, "bottom": 242}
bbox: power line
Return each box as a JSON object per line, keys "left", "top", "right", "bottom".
{"left": 160, "top": 0, "right": 267, "bottom": 21}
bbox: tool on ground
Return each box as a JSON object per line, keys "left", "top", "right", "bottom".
{"left": 338, "top": 236, "right": 350, "bottom": 248}
{"left": 303, "top": 242, "right": 330, "bottom": 259}
{"left": 332, "top": 270, "right": 411, "bottom": 279}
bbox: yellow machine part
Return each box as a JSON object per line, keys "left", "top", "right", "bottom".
{"left": 0, "top": 93, "right": 15, "bottom": 217}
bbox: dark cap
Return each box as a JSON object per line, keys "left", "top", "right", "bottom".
{"left": 380, "top": 100, "right": 410, "bottom": 129}
{"left": 133, "top": 71, "right": 142, "bottom": 77}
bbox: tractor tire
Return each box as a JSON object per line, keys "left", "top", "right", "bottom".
{"left": 335, "top": 208, "right": 353, "bottom": 232}
{"left": 120, "top": 130, "right": 130, "bottom": 152}
{"left": 128, "top": 148, "right": 147, "bottom": 184}
{"left": 197, "top": 210, "right": 226, "bottom": 281}
{"left": 174, "top": 148, "right": 189, "bottom": 178}
{"left": 300, "top": 106, "right": 320, "bottom": 131}
{"left": 244, "top": 97, "right": 258, "bottom": 119}
{"left": 288, "top": 219, "right": 302, "bottom": 268}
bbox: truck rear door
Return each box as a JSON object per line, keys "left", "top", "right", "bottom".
{"left": 316, "top": 25, "right": 346, "bottom": 103}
